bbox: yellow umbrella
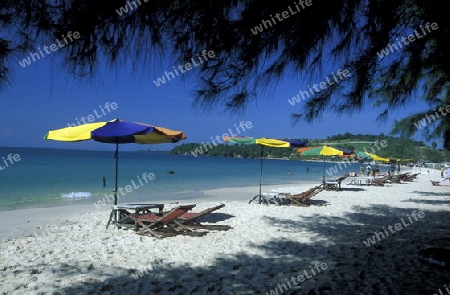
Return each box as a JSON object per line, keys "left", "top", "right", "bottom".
{"left": 255, "top": 138, "right": 291, "bottom": 148}
{"left": 225, "top": 136, "right": 307, "bottom": 204}
{"left": 45, "top": 121, "right": 109, "bottom": 141}
{"left": 297, "top": 145, "right": 347, "bottom": 184}
{"left": 367, "top": 153, "right": 390, "bottom": 163}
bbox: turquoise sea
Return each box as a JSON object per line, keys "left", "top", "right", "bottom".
{"left": 0, "top": 147, "right": 361, "bottom": 211}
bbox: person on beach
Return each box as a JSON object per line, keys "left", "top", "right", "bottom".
{"left": 390, "top": 163, "right": 396, "bottom": 174}
{"left": 360, "top": 165, "right": 364, "bottom": 175}
{"left": 374, "top": 163, "right": 379, "bottom": 176}
{"left": 366, "top": 164, "right": 371, "bottom": 176}
{"left": 306, "top": 167, "right": 309, "bottom": 173}
{"left": 444, "top": 166, "right": 450, "bottom": 182}
{"left": 441, "top": 166, "right": 445, "bottom": 177}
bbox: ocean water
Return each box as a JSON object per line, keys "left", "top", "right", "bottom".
{"left": 0, "top": 147, "right": 360, "bottom": 211}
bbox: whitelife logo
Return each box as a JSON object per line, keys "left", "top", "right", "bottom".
{"left": 287, "top": 69, "right": 350, "bottom": 106}
{"left": 66, "top": 102, "right": 118, "bottom": 128}
{"left": 153, "top": 50, "right": 215, "bottom": 87}
{"left": 18, "top": 31, "right": 81, "bottom": 68}
{"left": 376, "top": 22, "right": 439, "bottom": 59}
{"left": 363, "top": 210, "right": 425, "bottom": 247}
{"left": 190, "top": 121, "right": 253, "bottom": 157}
{"left": 0, "top": 153, "right": 21, "bottom": 171}
{"left": 413, "top": 104, "right": 450, "bottom": 130}
{"left": 94, "top": 172, "right": 155, "bottom": 208}
{"left": 250, "top": 0, "right": 313, "bottom": 35}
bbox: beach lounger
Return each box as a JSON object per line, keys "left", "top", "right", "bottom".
{"left": 128, "top": 204, "right": 196, "bottom": 239}
{"left": 430, "top": 180, "right": 441, "bottom": 186}
{"left": 324, "top": 176, "right": 347, "bottom": 191}
{"left": 175, "top": 204, "right": 233, "bottom": 232}
{"left": 176, "top": 203, "right": 225, "bottom": 225}
{"left": 282, "top": 186, "right": 323, "bottom": 206}
{"left": 396, "top": 172, "right": 411, "bottom": 181}
{"left": 370, "top": 175, "right": 392, "bottom": 186}
{"left": 404, "top": 172, "right": 420, "bottom": 181}
{"left": 106, "top": 203, "right": 165, "bottom": 229}
{"left": 348, "top": 176, "right": 373, "bottom": 185}
{"left": 390, "top": 176, "right": 401, "bottom": 183}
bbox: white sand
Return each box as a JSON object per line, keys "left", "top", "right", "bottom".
{"left": 1, "top": 170, "right": 449, "bottom": 294}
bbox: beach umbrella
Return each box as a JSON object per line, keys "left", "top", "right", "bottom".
{"left": 44, "top": 118, "right": 186, "bottom": 220}
{"left": 224, "top": 136, "right": 257, "bottom": 145}
{"left": 297, "top": 145, "right": 350, "bottom": 185}
{"left": 334, "top": 147, "right": 355, "bottom": 155}
{"left": 355, "top": 150, "right": 390, "bottom": 163}
{"left": 391, "top": 157, "right": 413, "bottom": 163}
{"left": 367, "top": 153, "right": 390, "bottom": 163}
{"left": 254, "top": 138, "right": 307, "bottom": 203}
{"left": 224, "top": 136, "right": 307, "bottom": 204}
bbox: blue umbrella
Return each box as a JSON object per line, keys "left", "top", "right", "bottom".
{"left": 45, "top": 118, "right": 186, "bottom": 208}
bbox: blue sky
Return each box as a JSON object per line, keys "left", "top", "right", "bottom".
{"left": 0, "top": 48, "right": 431, "bottom": 152}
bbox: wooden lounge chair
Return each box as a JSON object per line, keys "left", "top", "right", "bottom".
{"left": 106, "top": 203, "right": 165, "bottom": 229}
{"left": 390, "top": 175, "right": 401, "bottom": 183}
{"left": 324, "top": 176, "right": 347, "bottom": 191}
{"left": 176, "top": 203, "right": 225, "bottom": 225}
{"left": 370, "top": 175, "right": 392, "bottom": 186}
{"left": 430, "top": 180, "right": 441, "bottom": 186}
{"left": 396, "top": 172, "right": 411, "bottom": 181}
{"left": 128, "top": 204, "right": 196, "bottom": 239}
{"left": 404, "top": 172, "right": 420, "bottom": 181}
{"left": 347, "top": 176, "right": 372, "bottom": 186}
{"left": 283, "top": 186, "right": 323, "bottom": 207}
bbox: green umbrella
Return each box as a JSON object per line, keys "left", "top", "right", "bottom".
{"left": 297, "top": 145, "right": 349, "bottom": 185}
{"left": 225, "top": 136, "right": 307, "bottom": 204}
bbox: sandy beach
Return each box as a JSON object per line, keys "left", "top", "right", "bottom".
{"left": 1, "top": 169, "right": 449, "bottom": 295}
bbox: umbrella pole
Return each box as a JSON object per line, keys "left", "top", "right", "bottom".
{"left": 114, "top": 143, "right": 119, "bottom": 223}
{"left": 258, "top": 145, "right": 264, "bottom": 204}
{"left": 249, "top": 145, "right": 266, "bottom": 204}
{"left": 322, "top": 155, "right": 326, "bottom": 187}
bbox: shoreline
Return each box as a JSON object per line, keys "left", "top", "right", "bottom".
{"left": 0, "top": 170, "right": 444, "bottom": 238}
{"left": 1, "top": 172, "right": 450, "bottom": 294}
{"left": 0, "top": 181, "right": 321, "bottom": 239}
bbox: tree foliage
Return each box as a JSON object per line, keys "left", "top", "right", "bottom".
{"left": 170, "top": 142, "right": 301, "bottom": 159}
{"left": 171, "top": 133, "right": 450, "bottom": 163}
{"left": 1, "top": 0, "right": 449, "bottom": 148}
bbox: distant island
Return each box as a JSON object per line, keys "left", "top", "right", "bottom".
{"left": 169, "top": 133, "right": 450, "bottom": 163}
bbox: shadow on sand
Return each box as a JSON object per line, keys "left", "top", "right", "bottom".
{"left": 53, "top": 204, "right": 450, "bottom": 294}
{"left": 338, "top": 187, "right": 367, "bottom": 192}
{"left": 411, "top": 190, "right": 450, "bottom": 197}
